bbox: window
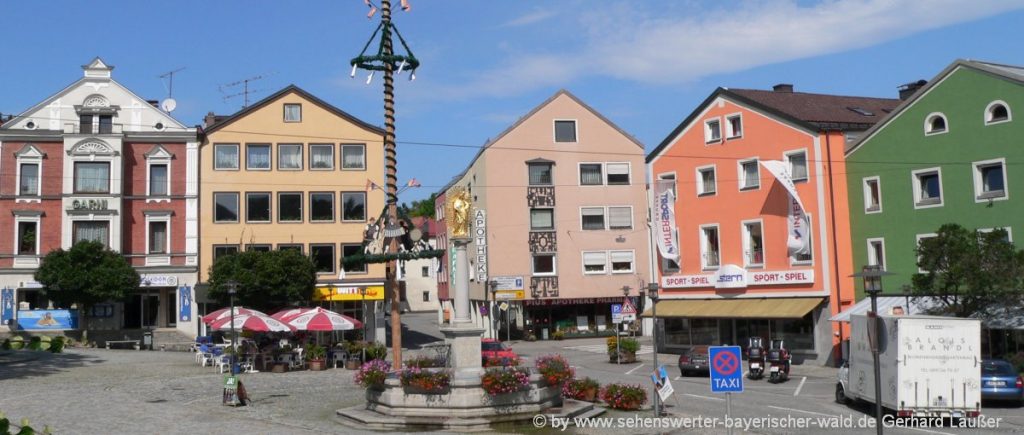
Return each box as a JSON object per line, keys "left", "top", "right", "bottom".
{"left": 310, "top": 144, "right": 334, "bottom": 170}
{"left": 278, "top": 192, "right": 303, "bottom": 222}
{"left": 743, "top": 221, "right": 764, "bottom": 267}
{"left": 149, "top": 164, "right": 168, "bottom": 196}
{"left": 310, "top": 193, "right": 335, "bottom": 222}
{"left": 79, "top": 115, "right": 93, "bottom": 134}
{"left": 985, "top": 101, "right": 1011, "bottom": 124}
{"left": 583, "top": 251, "right": 607, "bottom": 274}
{"left": 658, "top": 173, "right": 677, "bottom": 198}
{"left": 422, "top": 291, "right": 430, "bottom": 302}
{"left": 701, "top": 225, "right": 720, "bottom": 269}
{"left": 610, "top": 251, "right": 634, "bottom": 273}
{"left": 214, "top": 193, "right": 239, "bottom": 222}
{"left": 341, "top": 144, "right": 366, "bottom": 170}
{"left": 422, "top": 266, "right": 430, "bottom": 277}
{"left": 863, "top": 177, "right": 882, "bottom": 213}
{"left": 530, "top": 208, "right": 554, "bottom": 230}
{"left": 786, "top": 151, "right": 808, "bottom": 182}
{"left": 246, "top": 244, "right": 272, "bottom": 252}
{"left": 973, "top": 159, "right": 1007, "bottom": 201}
{"left": 342, "top": 244, "right": 366, "bottom": 273}
{"left": 310, "top": 244, "right": 335, "bottom": 273}
{"left": 213, "top": 245, "right": 239, "bottom": 262}
{"left": 925, "top": 113, "right": 947, "bottom": 135}
{"left": 278, "top": 144, "right": 302, "bottom": 170}
{"left": 342, "top": 192, "right": 366, "bottom": 221}
{"left": 579, "top": 164, "right": 603, "bottom": 185}
{"left": 606, "top": 163, "right": 630, "bottom": 185}
{"left": 792, "top": 216, "right": 813, "bottom": 264}
{"left": 98, "top": 115, "right": 113, "bottom": 134}
{"left": 148, "top": 221, "right": 167, "bottom": 254}
{"left": 532, "top": 254, "right": 556, "bottom": 276}
{"left": 19, "top": 163, "right": 39, "bottom": 196}
{"left": 912, "top": 168, "right": 943, "bottom": 208}
{"left": 726, "top": 114, "right": 742, "bottom": 138}
{"left": 214, "top": 144, "right": 239, "bottom": 170}
{"left": 246, "top": 193, "right": 271, "bottom": 222}
{"left": 74, "top": 162, "right": 110, "bottom": 193}
{"left": 608, "top": 206, "right": 632, "bottom": 230}
{"left": 528, "top": 163, "right": 552, "bottom": 186}
{"left": 72, "top": 221, "right": 109, "bottom": 246}
{"left": 284, "top": 104, "right": 302, "bottom": 122}
{"left": 581, "top": 207, "right": 605, "bottom": 230}
{"left": 17, "top": 221, "right": 37, "bottom": 255}
{"left": 739, "top": 159, "right": 760, "bottom": 190}
{"left": 246, "top": 144, "right": 271, "bottom": 170}
{"left": 696, "top": 166, "right": 716, "bottom": 196}
{"left": 705, "top": 118, "right": 722, "bottom": 143}
{"left": 867, "top": 238, "right": 885, "bottom": 269}
{"left": 554, "top": 120, "right": 577, "bottom": 143}
{"left": 278, "top": 244, "right": 303, "bottom": 254}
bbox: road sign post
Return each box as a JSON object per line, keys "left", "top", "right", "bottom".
{"left": 709, "top": 345, "right": 743, "bottom": 435}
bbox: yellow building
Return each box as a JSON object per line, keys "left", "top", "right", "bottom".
{"left": 199, "top": 85, "right": 385, "bottom": 339}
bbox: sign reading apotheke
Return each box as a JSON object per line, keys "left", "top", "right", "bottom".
{"left": 661, "top": 266, "right": 814, "bottom": 289}
{"left": 474, "top": 209, "right": 487, "bottom": 281}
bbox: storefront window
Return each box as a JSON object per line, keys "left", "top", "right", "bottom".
{"left": 773, "top": 314, "right": 815, "bottom": 351}
{"left": 665, "top": 318, "right": 691, "bottom": 345}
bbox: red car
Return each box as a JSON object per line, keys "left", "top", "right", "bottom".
{"left": 481, "top": 338, "right": 517, "bottom": 363}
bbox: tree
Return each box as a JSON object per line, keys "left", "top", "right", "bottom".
{"left": 207, "top": 249, "right": 317, "bottom": 313}
{"left": 912, "top": 223, "right": 1024, "bottom": 320}
{"left": 407, "top": 193, "right": 437, "bottom": 218}
{"left": 35, "top": 240, "right": 140, "bottom": 309}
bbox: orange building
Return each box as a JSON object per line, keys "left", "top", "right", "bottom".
{"left": 646, "top": 84, "right": 898, "bottom": 365}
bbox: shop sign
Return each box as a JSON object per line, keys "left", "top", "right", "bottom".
{"left": 313, "top": 285, "right": 385, "bottom": 301}
{"left": 492, "top": 276, "right": 524, "bottom": 291}
{"left": 494, "top": 290, "right": 524, "bottom": 300}
{"left": 141, "top": 275, "right": 178, "bottom": 287}
{"left": 748, "top": 270, "right": 814, "bottom": 285}
{"left": 714, "top": 264, "right": 747, "bottom": 289}
{"left": 70, "top": 199, "right": 109, "bottom": 211}
{"left": 661, "top": 267, "right": 815, "bottom": 289}
{"left": 524, "top": 297, "right": 623, "bottom": 307}
{"left": 474, "top": 209, "right": 487, "bottom": 281}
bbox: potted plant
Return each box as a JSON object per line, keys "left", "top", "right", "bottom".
{"left": 480, "top": 367, "right": 531, "bottom": 396}
{"left": 399, "top": 367, "right": 451, "bottom": 394}
{"left": 600, "top": 383, "right": 647, "bottom": 410}
{"left": 525, "top": 330, "right": 537, "bottom": 342}
{"left": 606, "top": 336, "right": 640, "bottom": 363}
{"left": 405, "top": 355, "right": 443, "bottom": 368}
{"left": 562, "top": 377, "right": 601, "bottom": 402}
{"left": 354, "top": 359, "right": 391, "bottom": 389}
{"left": 306, "top": 344, "right": 327, "bottom": 371}
{"left": 365, "top": 342, "right": 388, "bottom": 361}
{"left": 534, "top": 354, "right": 573, "bottom": 387}
{"left": 483, "top": 356, "right": 521, "bottom": 368}
{"left": 9, "top": 336, "right": 24, "bottom": 350}
{"left": 552, "top": 330, "right": 565, "bottom": 341}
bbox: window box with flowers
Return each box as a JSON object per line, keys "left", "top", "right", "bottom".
{"left": 534, "top": 354, "right": 573, "bottom": 387}
{"left": 481, "top": 366, "right": 531, "bottom": 396}
{"left": 354, "top": 359, "right": 391, "bottom": 390}
{"left": 400, "top": 367, "right": 451, "bottom": 394}
{"left": 484, "top": 355, "right": 522, "bottom": 368}
{"left": 562, "top": 377, "right": 601, "bottom": 402}
{"left": 600, "top": 383, "right": 647, "bottom": 410}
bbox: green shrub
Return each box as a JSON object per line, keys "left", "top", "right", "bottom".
{"left": 1, "top": 339, "right": 10, "bottom": 350}
{"left": 364, "top": 343, "right": 388, "bottom": 361}
{"left": 9, "top": 336, "right": 24, "bottom": 350}
{"left": 49, "top": 337, "right": 66, "bottom": 353}
{"left": 618, "top": 337, "right": 640, "bottom": 353}
{"left": 27, "top": 337, "right": 43, "bottom": 351}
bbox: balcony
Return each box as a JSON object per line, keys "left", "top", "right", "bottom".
{"left": 64, "top": 122, "right": 123, "bottom": 135}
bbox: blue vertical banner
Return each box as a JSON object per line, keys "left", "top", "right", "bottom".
{"left": 1, "top": 288, "right": 14, "bottom": 324}
{"left": 179, "top": 286, "right": 192, "bottom": 322}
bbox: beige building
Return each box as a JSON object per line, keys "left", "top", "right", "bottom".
{"left": 199, "top": 85, "right": 386, "bottom": 341}
{"left": 440, "top": 90, "right": 651, "bottom": 340}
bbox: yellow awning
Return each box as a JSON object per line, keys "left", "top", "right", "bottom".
{"left": 641, "top": 297, "right": 823, "bottom": 319}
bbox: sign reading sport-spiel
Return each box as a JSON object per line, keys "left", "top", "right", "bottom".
{"left": 661, "top": 267, "right": 814, "bottom": 289}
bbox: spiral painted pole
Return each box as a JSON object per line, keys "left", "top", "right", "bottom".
{"left": 381, "top": 0, "right": 402, "bottom": 369}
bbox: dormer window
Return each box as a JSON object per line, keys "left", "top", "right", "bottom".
{"left": 925, "top": 113, "right": 947, "bottom": 135}
{"left": 985, "top": 101, "right": 1011, "bottom": 124}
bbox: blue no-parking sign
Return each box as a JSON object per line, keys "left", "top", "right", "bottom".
{"left": 709, "top": 346, "right": 744, "bottom": 393}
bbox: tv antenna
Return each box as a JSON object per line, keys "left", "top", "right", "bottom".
{"left": 219, "top": 74, "right": 271, "bottom": 108}
{"left": 158, "top": 67, "right": 186, "bottom": 113}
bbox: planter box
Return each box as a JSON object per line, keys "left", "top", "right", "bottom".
{"left": 345, "top": 359, "right": 362, "bottom": 370}
{"left": 271, "top": 363, "right": 289, "bottom": 373}
{"left": 308, "top": 359, "right": 326, "bottom": 371}
{"left": 609, "top": 352, "right": 637, "bottom": 363}
{"left": 402, "top": 385, "right": 450, "bottom": 395}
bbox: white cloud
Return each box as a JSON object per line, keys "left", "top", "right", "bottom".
{"left": 424, "top": 0, "right": 1024, "bottom": 98}
{"left": 500, "top": 8, "right": 557, "bottom": 27}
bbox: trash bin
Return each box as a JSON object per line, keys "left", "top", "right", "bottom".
{"left": 142, "top": 331, "right": 153, "bottom": 350}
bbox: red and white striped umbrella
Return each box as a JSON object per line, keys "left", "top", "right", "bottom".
{"left": 210, "top": 313, "right": 295, "bottom": 332}
{"left": 285, "top": 307, "right": 362, "bottom": 331}
{"left": 270, "top": 307, "right": 313, "bottom": 321}
{"left": 202, "top": 307, "right": 262, "bottom": 325}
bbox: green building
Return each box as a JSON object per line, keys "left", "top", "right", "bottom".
{"left": 845, "top": 59, "right": 1024, "bottom": 297}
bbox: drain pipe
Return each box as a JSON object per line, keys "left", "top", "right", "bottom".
{"left": 825, "top": 131, "right": 844, "bottom": 366}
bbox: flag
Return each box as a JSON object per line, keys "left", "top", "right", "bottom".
{"left": 365, "top": 0, "right": 377, "bottom": 18}
{"left": 653, "top": 179, "right": 679, "bottom": 262}
{"left": 400, "top": 0, "right": 411, "bottom": 11}
{"left": 760, "top": 160, "right": 811, "bottom": 256}
{"left": 366, "top": 179, "right": 380, "bottom": 191}
{"left": 406, "top": 178, "right": 421, "bottom": 188}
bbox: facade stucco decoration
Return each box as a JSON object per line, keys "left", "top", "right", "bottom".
{"left": 446, "top": 187, "right": 472, "bottom": 238}
{"left": 528, "top": 231, "right": 557, "bottom": 253}
{"left": 530, "top": 276, "right": 558, "bottom": 298}
{"left": 69, "top": 139, "right": 116, "bottom": 156}
{"left": 526, "top": 186, "right": 555, "bottom": 207}
{"left": 83, "top": 94, "right": 109, "bottom": 108}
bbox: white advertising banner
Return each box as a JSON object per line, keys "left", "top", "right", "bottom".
{"left": 654, "top": 179, "right": 680, "bottom": 262}
{"left": 760, "top": 160, "right": 811, "bottom": 256}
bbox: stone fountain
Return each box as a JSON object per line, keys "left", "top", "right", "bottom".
{"left": 337, "top": 188, "right": 599, "bottom": 431}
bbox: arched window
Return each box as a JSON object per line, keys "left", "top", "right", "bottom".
{"left": 985, "top": 101, "right": 1011, "bottom": 124}
{"left": 925, "top": 113, "right": 948, "bottom": 135}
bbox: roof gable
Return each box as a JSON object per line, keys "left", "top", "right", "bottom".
{"left": 204, "top": 85, "right": 384, "bottom": 135}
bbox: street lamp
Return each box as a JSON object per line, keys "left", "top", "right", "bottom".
{"left": 359, "top": 286, "right": 368, "bottom": 362}
{"left": 224, "top": 280, "right": 239, "bottom": 374}
{"left": 489, "top": 280, "right": 498, "bottom": 340}
{"left": 851, "top": 265, "right": 892, "bottom": 435}
{"left": 619, "top": 286, "right": 630, "bottom": 365}
{"left": 646, "top": 282, "right": 661, "bottom": 417}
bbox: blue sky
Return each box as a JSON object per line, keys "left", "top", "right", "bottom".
{"left": 2, "top": 1, "right": 1023, "bottom": 203}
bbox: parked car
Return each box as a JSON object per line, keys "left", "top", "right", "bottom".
{"left": 481, "top": 338, "right": 517, "bottom": 362}
{"left": 981, "top": 359, "right": 1023, "bottom": 406}
{"left": 678, "top": 345, "right": 710, "bottom": 376}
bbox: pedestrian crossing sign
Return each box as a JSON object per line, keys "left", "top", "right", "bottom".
{"left": 621, "top": 297, "right": 637, "bottom": 315}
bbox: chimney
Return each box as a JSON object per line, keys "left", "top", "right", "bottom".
{"left": 772, "top": 83, "right": 794, "bottom": 93}
{"left": 898, "top": 80, "right": 927, "bottom": 100}
{"left": 203, "top": 111, "right": 219, "bottom": 128}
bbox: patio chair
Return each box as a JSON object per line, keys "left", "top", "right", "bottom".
{"left": 239, "top": 356, "right": 256, "bottom": 373}
{"left": 277, "top": 353, "right": 295, "bottom": 367}
{"left": 216, "top": 355, "right": 233, "bottom": 374}
{"left": 197, "top": 344, "right": 216, "bottom": 367}
{"left": 330, "top": 351, "right": 349, "bottom": 369}
{"left": 291, "top": 348, "right": 305, "bottom": 370}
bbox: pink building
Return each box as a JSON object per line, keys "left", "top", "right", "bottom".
{"left": 438, "top": 90, "right": 651, "bottom": 340}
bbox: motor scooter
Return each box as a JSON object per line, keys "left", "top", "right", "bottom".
{"left": 766, "top": 339, "right": 791, "bottom": 383}
{"left": 746, "top": 337, "right": 765, "bottom": 380}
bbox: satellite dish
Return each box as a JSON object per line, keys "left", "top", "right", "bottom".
{"left": 160, "top": 98, "right": 177, "bottom": 112}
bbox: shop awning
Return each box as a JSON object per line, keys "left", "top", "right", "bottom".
{"left": 641, "top": 297, "right": 823, "bottom": 319}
